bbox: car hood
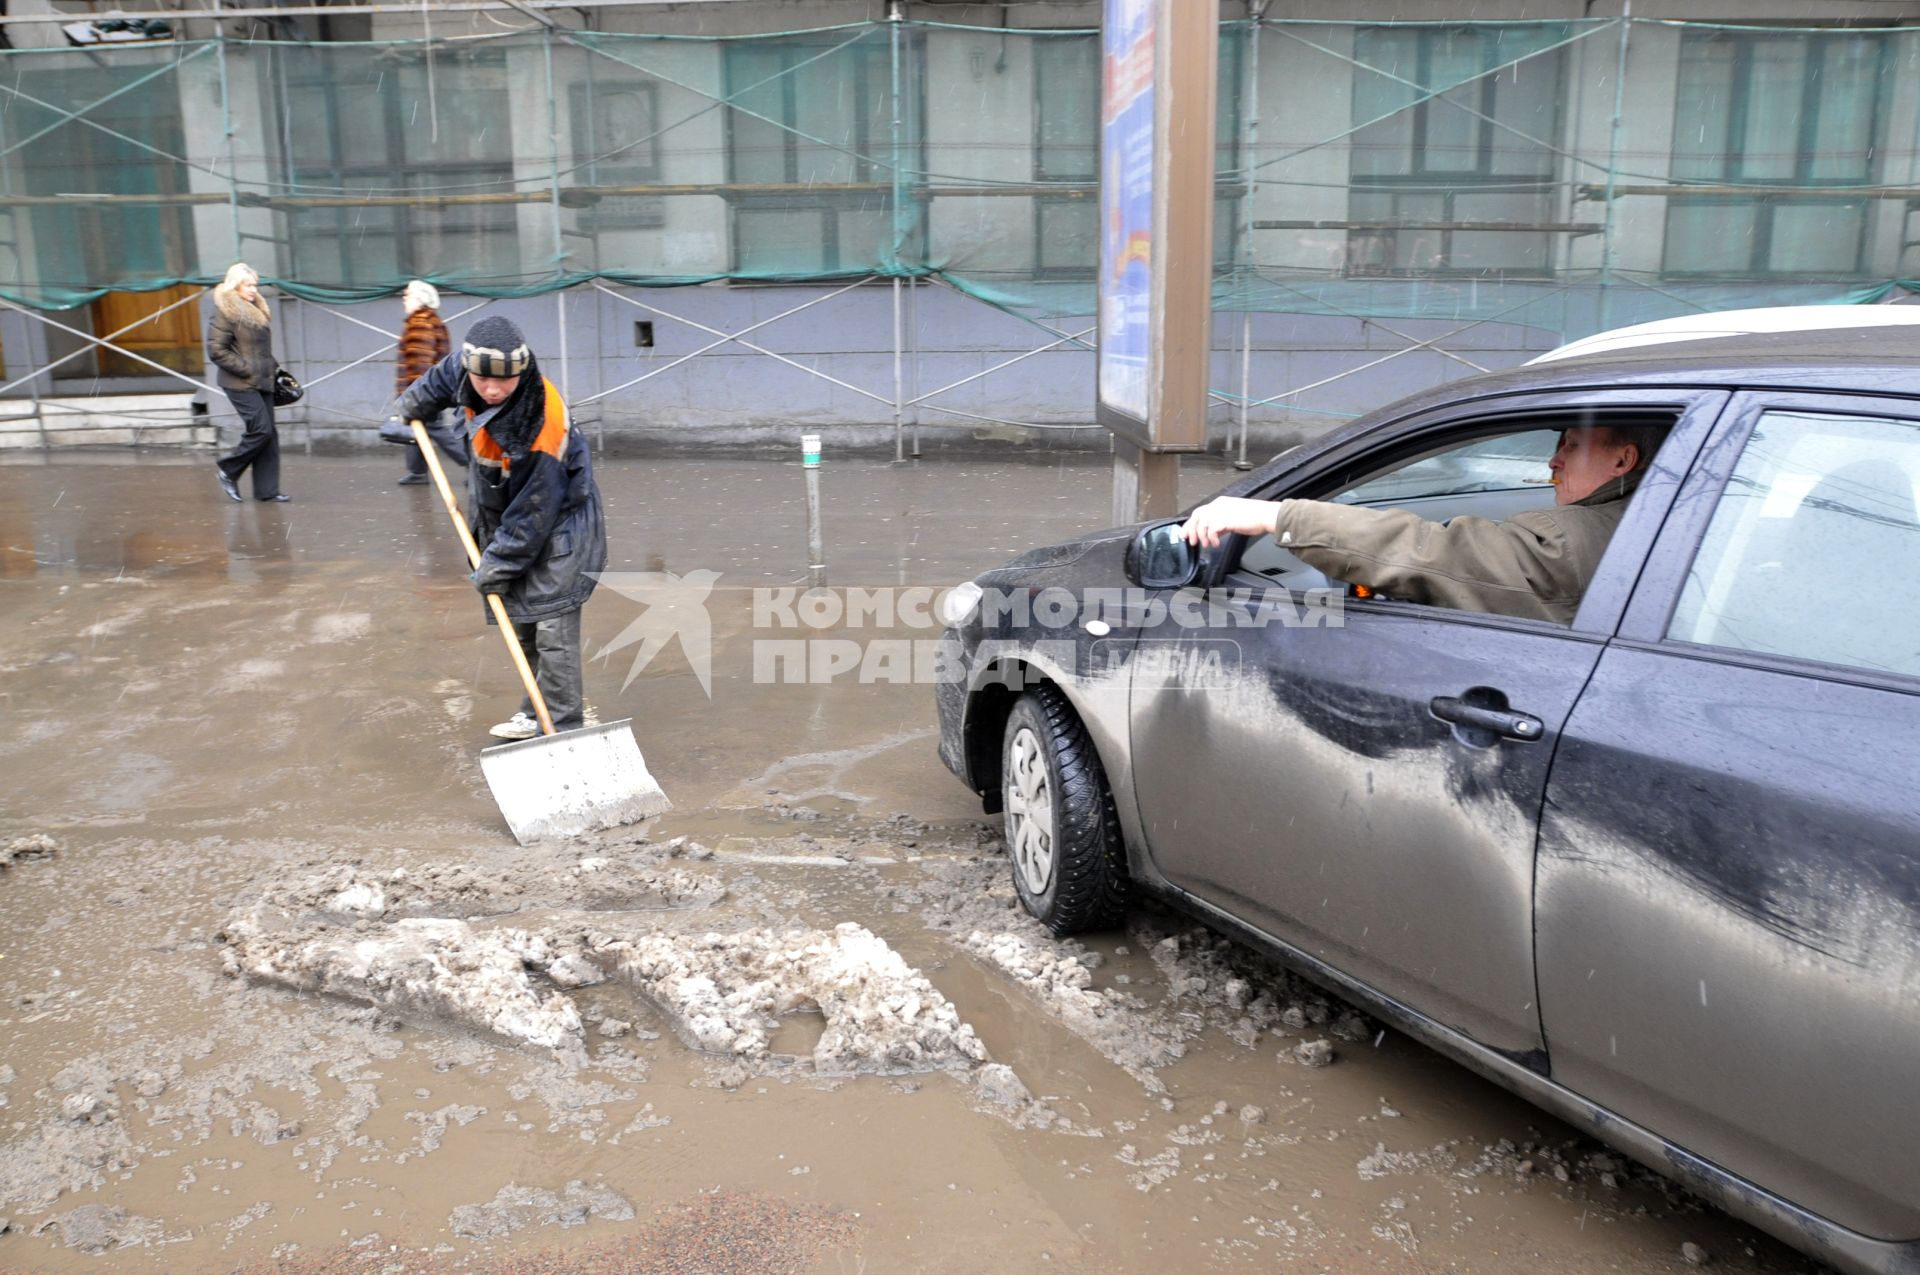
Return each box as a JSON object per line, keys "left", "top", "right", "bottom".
{"left": 980, "top": 525, "right": 1135, "bottom": 580}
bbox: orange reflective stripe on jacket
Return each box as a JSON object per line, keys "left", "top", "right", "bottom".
{"left": 469, "top": 377, "right": 568, "bottom": 473}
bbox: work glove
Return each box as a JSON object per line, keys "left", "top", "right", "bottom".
{"left": 470, "top": 566, "right": 509, "bottom": 597}
{"left": 378, "top": 416, "right": 418, "bottom": 447}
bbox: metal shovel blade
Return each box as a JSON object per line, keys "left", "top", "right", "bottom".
{"left": 479, "top": 718, "right": 671, "bottom": 845}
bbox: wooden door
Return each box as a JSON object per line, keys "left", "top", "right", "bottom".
{"left": 90, "top": 284, "right": 205, "bottom": 377}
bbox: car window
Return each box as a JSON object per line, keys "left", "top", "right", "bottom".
{"left": 1667, "top": 410, "right": 1920, "bottom": 678}
{"left": 1331, "top": 429, "right": 1558, "bottom": 504}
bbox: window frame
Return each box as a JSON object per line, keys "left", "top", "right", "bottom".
{"left": 1032, "top": 33, "right": 1099, "bottom": 184}
{"left": 719, "top": 34, "right": 924, "bottom": 280}
{"left": 1346, "top": 25, "right": 1565, "bottom": 279}
{"left": 1616, "top": 388, "right": 1920, "bottom": 691}
{"left": 277, "top": 47, "right": 519, "bottom": 286}
{"left": 1661, "top": 30, "right": 1891, "bottom": 279}
{"left": 567, "top": 76, "right": 665, "bottom": 232}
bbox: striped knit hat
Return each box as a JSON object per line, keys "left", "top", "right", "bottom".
{"left": 461, "top": 316, "right": 530, "bottom": 378}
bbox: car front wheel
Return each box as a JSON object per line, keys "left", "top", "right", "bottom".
{"left": 1001, "top": 686, "right": 1129, "bottom": 935}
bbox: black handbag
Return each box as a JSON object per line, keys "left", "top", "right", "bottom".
{"left": 271, "top": 367, "right": 304, "bottom": 407}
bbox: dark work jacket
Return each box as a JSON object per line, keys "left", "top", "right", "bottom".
{"left": 394, "top": 355, "right": 606, "bottom": 623}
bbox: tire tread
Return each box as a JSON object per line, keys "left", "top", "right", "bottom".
{"left": 1007, "top": 684, "right": 1130, "bottom": 935}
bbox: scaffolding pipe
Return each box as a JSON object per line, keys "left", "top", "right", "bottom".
{"left": 1599, "top": 5, "right": 1632, "bottom": 334}
{"left": 298, "top": 296, "right": 313, "bottom": 454}
{"left": 544, "top": 26, "right": 570, "bottom": 400}
{"left": 0, "top": 0, "right": 766, "bottom": 22}
{"left": 214, "top": 0, "right": 243, "bottom": 264}
{"left": 908, "top": 275, "right": 921, "bottom": 458}
{"left": 1237, "top": 4, "right": 1265, "bottom": 470}
{"left": 889, "top": 1, "right": 906, "bottom": 463}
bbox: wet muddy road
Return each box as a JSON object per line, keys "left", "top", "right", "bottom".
{"left": 0, "top": 452, "right": 1825, "bottom": 1274}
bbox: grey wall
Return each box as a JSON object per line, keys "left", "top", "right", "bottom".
{"left": 253, "top": 281, "right": 1553, "bottom": 454}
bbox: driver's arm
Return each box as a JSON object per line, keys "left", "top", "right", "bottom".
{"left": 1183, "top": 496, "right": 1583, "bottom": 622}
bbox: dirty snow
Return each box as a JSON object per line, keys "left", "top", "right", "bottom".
{"left": 598, "top": 922, "right": 989, "bottom": 1075}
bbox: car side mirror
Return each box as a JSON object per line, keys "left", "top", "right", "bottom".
{"left": 1125, "top": 520, "right": 1199, "bottom": 589}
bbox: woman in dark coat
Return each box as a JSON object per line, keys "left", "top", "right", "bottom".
{"left": 207, "top": 262, "right": 289, "bottom": 502}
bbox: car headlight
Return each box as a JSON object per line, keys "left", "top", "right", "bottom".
{"left": 937, "top": 581, "right": 984, "bottom": 627}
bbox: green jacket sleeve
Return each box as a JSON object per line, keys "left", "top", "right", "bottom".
{"left": 1270, "top": 499, "right": 1588, "bottom": 623}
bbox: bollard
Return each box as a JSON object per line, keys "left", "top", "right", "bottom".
{"left": 802, "top": 433, "right": 826, "bottom": 589}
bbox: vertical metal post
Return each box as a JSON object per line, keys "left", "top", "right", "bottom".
{"left": 1235, "top": 310, "right": 1252, "bottom": 470}
{"left": 892, "top": 275, "right": 905, "bottom": 463}
{"left": 214, "top": 0, "right": 243, "bottom": 264}
{"left": 1599, "top": 3, "right": 1632, "bottom": 334}
{"left": 802, "top": 433, "right": 826, "bottom": 589}
{"left": 544, "top": 28, "right": 571, "bottom": 400}
{"left": 28, "top": 353, "right": 47, "bottom": 452}
{"left": 299, "top": 297, "right": 313, "bottom": 455}
{"left": 1235, "top": 4, "right": 1264, "bottom": 470}
{"left": 556, "top": 290, "right": 570, "bottom": 404}
{"left": 592, "top": 285, "right": 606, "bottom": 452}
{"left": 908, "top": 274, "right": 921, "bottom": 458}
{"left": 889, "top": 2, "right": 907, "bottom": 462}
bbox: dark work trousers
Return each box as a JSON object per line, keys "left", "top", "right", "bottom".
{"left": 404, "top": 410, "right": 471, "bottom": 478}
{"left": 217, "top": 388, "right": 281, "bottom": 499}
{"left": 510, "top": 608, "right": 584, "bottom": 732}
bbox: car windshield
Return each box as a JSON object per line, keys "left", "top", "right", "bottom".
{"left": 1332, "top": 430, "right": 1559, "bottom": 504}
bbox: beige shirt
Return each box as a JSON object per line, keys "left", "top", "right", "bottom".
{"left": 1270, "top": 484, "right": 1635, "bottom": 626}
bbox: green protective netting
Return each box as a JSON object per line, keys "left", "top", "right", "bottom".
{"left": 2, "top": 16, "right": 1919, "bottom": 351}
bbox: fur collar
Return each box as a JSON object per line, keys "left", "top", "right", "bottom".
{"left": 214, "top": 282, "right": 270, "bottom": 327}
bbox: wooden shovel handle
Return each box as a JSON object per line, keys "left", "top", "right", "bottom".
{"left": 411, "top": 419, "right": 556, "bottom": 737}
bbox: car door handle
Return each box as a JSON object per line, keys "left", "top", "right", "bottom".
{"left": 1430, "top": 696, "right": 1544, "bottom": 742}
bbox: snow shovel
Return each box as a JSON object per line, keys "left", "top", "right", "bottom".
{"left": 409, "top": 419, "right": 670, "bottom": 844}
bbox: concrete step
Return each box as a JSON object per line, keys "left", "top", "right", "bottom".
{"left": 0, "top": 393, "right": 211, "bottom": 449}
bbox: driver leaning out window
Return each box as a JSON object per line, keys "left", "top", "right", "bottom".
{"left": 1181, "top": 424, "right": 1663, "bottom": 625}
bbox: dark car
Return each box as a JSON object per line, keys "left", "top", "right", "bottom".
{"left": 935, "top": 326, "right": 1920, "bottom": 1275}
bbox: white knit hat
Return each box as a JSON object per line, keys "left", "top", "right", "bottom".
{"left": 403, "top": 280, "right": 440, "bottom": 314}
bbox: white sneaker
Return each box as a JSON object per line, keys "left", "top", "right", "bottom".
{"left": 488, "top": 711, "right": 540, "bottom": 741}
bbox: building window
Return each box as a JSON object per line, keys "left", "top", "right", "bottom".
{"left": 279, "top": 48, "right": 519, "bottom": 288}
{"left": 723, "top": 35, "right": 919, "bottom": 276}
{"left": 1031, "top": 31, "right": 1242, "bottom": 278}
{"left": 1348, "top": 26, "right": 1564, "bottom": 277}
{"left": 568, "top": 78, "right": 664, "bottom": 232}
{"left": 1663, "top": 31, "right": 1887, "bottom": 277}
{"left": 1035, "top": 35, "right": 1099, "bottom": 183}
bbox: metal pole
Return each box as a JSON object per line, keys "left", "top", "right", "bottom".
{"left": 544, "top": 27, "right": 571, "bottom": 401}
{"left": 214, "top": 0, "right": 243, "bottom": 264}
{"left": 889, "top": 2, "right": 907, "bottom": 462}
{"left": 892, "top": 275, "right": 904, "bottom": 463}
{"left": 299, "top": 297, "right": 313, "bottom": 455}
{"left": 28, "top": 354, "right": 47, "bottom": 452}
{"left": 556, "top": 290, "right": 570, "bottom": 403}
{"left": 1235, "top": 310, "right": 1252, "bottom": 470}
{"left": 909, "top": 274, "right": 921, "bottom": 457}
{"left": 1236, "top": 4, "right": 1264, "bottom": 470}
{"left": 802, "top": 433, "right": 826, "bottom": 589}
{"left": 593, "top": 285, "right": 606, "bottom": 452}
{"left": 1598, "top": 3, "right": 1631, "bottom": 335}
